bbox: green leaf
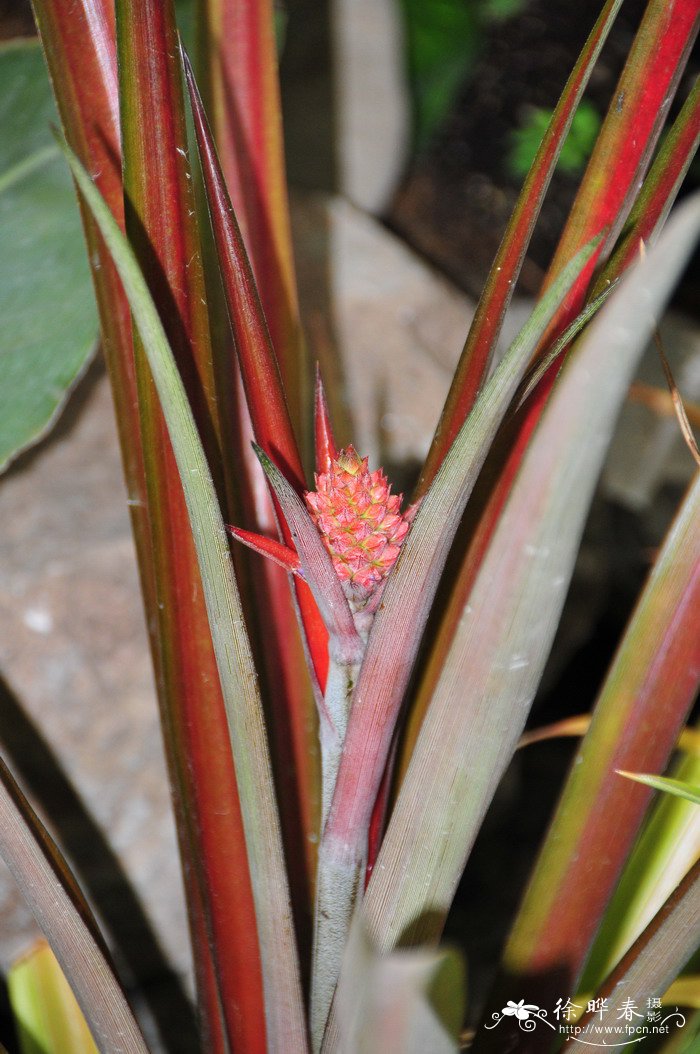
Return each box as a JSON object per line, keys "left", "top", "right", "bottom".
{"left": 656, "top": 1009, "right": 700, "bottom": 1053}
{"left": 57, "top": 136, "right": 308, "bottom": 1053}
{"left": 664, "top": 976, "right": 700, "bottom": 1010}
{"left": 0, "top": 41, "right": 97, "bottom": 473}
{"left": 617, "top": 772, "right": 700, "bottom": 807}
{"left": 479, "top": 0, "right": 524, "bottom": 19}
{"left": 583, "top": 748, "right": 700, "bottom": 991}
{"left": 8, "top": 941, "right": 99, "bottom": 1054}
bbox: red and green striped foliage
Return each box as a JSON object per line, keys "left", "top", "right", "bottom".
{"left": 3, "top": 0, "right": 698, "bottom": 1051}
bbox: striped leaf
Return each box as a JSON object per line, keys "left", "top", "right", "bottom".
{"left": 60, "top": 137, "right": 308, "bottom": 1054}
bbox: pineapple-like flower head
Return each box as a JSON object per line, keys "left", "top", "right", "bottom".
{"left": 305, "top": 446, "right": 410, "bottom": 603}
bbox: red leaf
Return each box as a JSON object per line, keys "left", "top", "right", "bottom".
{"left": 188, "top": 6, "right": 323, "bottom": 923}
{"left": 596, "top": 77, "right": 700, "bottom": 290}
{"left": 229, "top": 525, "right": 302, "bottom": 575}
{"left": 117, "top": 0, "right": 267, "bottom": 1046}
{"left": 416, "top": 0, "right": 623, "bottom": 496}
{"left": 32, "top": 0, "right": 235, "bottom": 1046}
{"left": 183, "top": 50, "right": 303, "bottom": 489}
{"left": 537, "top": 0, "right": 699, "bottom": 352}
{"left": 185, "top": 48, "right": 330, "bottom": 698}
{"left": 404, "top": 3, "right": 699, "bottom": 766}
{"left": 315, "top": 367, "right": 339, "bottom": 475}
{"left": 195, "top": 0, "right": 308, "bottom": 436}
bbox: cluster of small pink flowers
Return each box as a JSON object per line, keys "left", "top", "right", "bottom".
{"left": 305, "top": 446, "right": 410, "bottom": 598}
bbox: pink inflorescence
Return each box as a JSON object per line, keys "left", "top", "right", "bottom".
{"left": 305, "top": 446, "right": 410, "bottom": 598}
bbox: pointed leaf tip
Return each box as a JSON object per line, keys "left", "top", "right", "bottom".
{"left": 315, "top": 366, "right": 338, "bottom": 474}
{"left": 616, "top": 771, "right": 700, "bottom": 806}
{"left": 183, "top": 49, "right": 305, "bottom": 493}
{"left": 227, "top": 525, "right": 302, "bottom": 575}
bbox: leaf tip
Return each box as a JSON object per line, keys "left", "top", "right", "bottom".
{"left": 314, "top": 366, "right": 338, "bottom": 474}
{"left": 227, "top": 525, "right": 302, "bottom": 575}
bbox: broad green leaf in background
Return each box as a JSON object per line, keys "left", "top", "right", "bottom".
{"left": 399, "top": 0, "right": 527, "bottom": 151}
{"left": 0, "top": 41, "right": 97, "bottom": 473}
{"left": 400, "top": 0, "right": 479, "bottom": 150}
{"left": 656, "top": 1009, "right": 700, "bottom": 1052}
{"left": 507, "top": 100, "right": 602, "bottom": 178}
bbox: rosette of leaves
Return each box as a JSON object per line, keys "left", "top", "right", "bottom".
{"left": 0, "top": 0, "right": 698, "bottom": 1052}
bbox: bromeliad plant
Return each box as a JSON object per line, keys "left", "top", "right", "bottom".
{"left": 1, "top": 0, "right": 700, "bottom": 1050}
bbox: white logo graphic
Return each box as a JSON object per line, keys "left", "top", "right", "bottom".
{"left": 486, "top": 1000, "right": 556, "bottom": 1034}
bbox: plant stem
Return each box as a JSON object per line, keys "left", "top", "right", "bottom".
{"left": 313, "top": 662, "right": 359, "bottom": 1050}
{"left": 312, "top": 604, "right": 370, "bottom": 1050}
{"left": 319, "top": 656, "right": 358, "bottom": 823}
{"left": 311, "top": 835, "right": 364, "bottom": 1053}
